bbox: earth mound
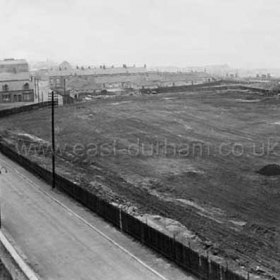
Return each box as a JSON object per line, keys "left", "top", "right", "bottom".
{"left": 257, "top": 164, "right": 280, "bottom": 176}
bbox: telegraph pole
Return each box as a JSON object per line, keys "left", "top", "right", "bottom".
{"left": 37, "top": 78, "right": 40, "bottom": 103}
{"left": 64, "top": 77, "right": 66, "bottom": 104}
{"left": 51, "top": 90, "right": 56, "bottom": 189}
{"left": 64, "top": 77, "right": 66, "bottom": 95}
{"left": 0, "top": 167, "right": 8, "bottom": 228}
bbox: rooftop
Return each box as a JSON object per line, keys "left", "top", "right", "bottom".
{"left": 0, "top": 58, "right": 28, "bottom": 66}
{"left": 49, "top": 66, "right": 147, "bottom": 77}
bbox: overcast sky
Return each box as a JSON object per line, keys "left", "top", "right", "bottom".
{"left": 1, "top": 0, "right": 279, "bottom": 68}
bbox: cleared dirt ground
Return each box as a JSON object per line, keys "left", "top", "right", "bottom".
{"left": 1, "top": 88, "right": 280, "bottom": 279}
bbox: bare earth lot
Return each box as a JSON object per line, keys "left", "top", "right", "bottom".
{"left": 1, "top": 89, "right": 280, "bottom": 279}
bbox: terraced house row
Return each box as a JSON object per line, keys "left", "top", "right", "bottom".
{"left": 48, "top": 61, "right": 213, "bottom": 97}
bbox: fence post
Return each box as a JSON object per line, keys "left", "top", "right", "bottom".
{"left": 209, "top": 259, "right": 211, "bottom": 280}
{"left": 141, "top": 219, "right": 145, "bottom": 244}
{"left": 207, "top": 257, "right": 210, "bottom": 280}
{"left": 173, "top": 232, "right": 177, "bottom": 261}
{"left": 119, "top": 207, "right": 122, "bottom": 231}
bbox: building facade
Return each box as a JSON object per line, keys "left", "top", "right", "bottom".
{"left": 0, "top": 59, "right": 34, "bottom": 103}
{"left": 49, "top": 62, "right": 148, "bottom": 93}
{"left": 48, "top": 62, "right": 213, "bottom": 99}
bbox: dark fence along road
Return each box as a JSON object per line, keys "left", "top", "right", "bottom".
{"left": 0, "top": 101, "right": 58, "bottom": 119}
{"left": 0, "top": 142, "right": 248, "bottom": 280}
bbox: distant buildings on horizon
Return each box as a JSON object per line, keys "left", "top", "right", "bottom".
{"left": 28, "top": 59, "right": 280, "bottom": 78}
{"left": 1, "top": 57, "right": 278, "bottom": 105}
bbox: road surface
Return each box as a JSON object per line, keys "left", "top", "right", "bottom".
{"left": 0, "top": 153, "right": 192, "bottom": 280}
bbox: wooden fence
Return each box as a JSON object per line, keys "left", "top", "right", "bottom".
{"left": 0, "top": 143, "right": 248, "bottom": 280}
{"left": 0, "top": 101, "right": 58, "bottom": 119}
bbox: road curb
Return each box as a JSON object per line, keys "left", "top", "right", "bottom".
{"left": 0, "top": 231, "right": 39, "bottom": 280}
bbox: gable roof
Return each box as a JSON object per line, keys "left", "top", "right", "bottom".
{"left": 59, "top": 61, "right": 72, "bottom": 69}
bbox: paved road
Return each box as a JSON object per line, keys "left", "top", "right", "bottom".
{"left": 0, "top": 153, "right": 192, "bottom": 280}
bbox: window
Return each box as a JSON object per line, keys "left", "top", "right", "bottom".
{"left": 13, "top": 95, "right": 18, "bottom": 102}
{"left": 23, "top": 93, "right": 33, "bottom": 101}
{"left": 2, "top": 84, "right": 9, "bottom": 91}
{"left": 23, "top": 83, "right": 29, "bottom": 90}
{"left": 2, "top": 94, "right": 10, "bottom": 102}
{"left": 56, "top": 78, "right": 60, "bottom": 84}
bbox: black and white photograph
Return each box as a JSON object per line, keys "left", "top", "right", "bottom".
{"left": 0, "top": 0, "right": 279, "bottom": 279}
